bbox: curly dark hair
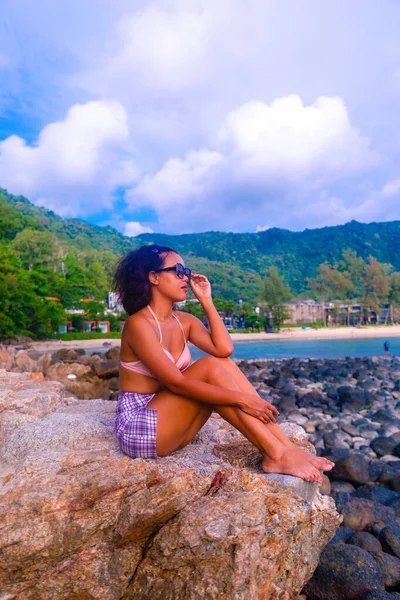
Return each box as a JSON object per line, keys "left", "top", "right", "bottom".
{"left": 112, "top": 244, "right": 177, "bottom": 315}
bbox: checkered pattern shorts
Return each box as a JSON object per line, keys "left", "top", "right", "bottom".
{"left": 114, "top": 391, "right": 158, "bottom": 459}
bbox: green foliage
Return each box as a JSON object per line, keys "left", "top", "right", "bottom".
{"left": 261, "top": 267, "right": 292, "bottom": 330}
{"left": 58, "top": 332, "right": 121, "bottom": 340}
{"left": 3, "top": 186, "right": 400, "bottom": 338}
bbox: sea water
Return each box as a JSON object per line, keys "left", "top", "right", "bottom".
{"left": 91, "top": 336, "right": 400, "bottom": 360}
{"left": 189, "top": 336, "right": 400, "bottom": 360}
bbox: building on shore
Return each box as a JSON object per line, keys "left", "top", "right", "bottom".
{"left": 284, "top": 300, "right": 399, "bottom": 326}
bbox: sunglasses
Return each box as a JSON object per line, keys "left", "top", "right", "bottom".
{"left": 155, "top": 262, "right": 192, "bottom": 282}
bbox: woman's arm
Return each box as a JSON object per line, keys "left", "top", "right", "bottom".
{"left": 125, "top": 315, "right": 278, "bottom": 423}
{"left": 187, "top": 273, "right": 233, "bottom": 356}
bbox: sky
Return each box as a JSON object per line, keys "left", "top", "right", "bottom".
{"left": 1, "top": 0, "right": 400, "bottom": 237}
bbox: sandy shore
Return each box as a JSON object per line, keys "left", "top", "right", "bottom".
{"left": 25, "top": 325, "right": 400, "bottom": 352}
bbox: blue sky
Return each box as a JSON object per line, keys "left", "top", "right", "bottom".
{"left": 1, "top": 0, "right": 400, "bottom": 236}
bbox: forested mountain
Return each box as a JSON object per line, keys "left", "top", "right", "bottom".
{"left": 1, "top": 186, "right": 400, "bottom": 337}
{"left": 137, "top": 221, "right": 400, "bottom": 293}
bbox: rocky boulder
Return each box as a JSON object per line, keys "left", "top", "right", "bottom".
{"left": 0, "top": 370, "right": 340, "bottom": 600}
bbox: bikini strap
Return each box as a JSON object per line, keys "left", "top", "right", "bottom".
{"left": 172, "top": 313, "right": 187, "bottom": 343}
{"left": 146, "top": 305, "right": 162, "bottom": 343}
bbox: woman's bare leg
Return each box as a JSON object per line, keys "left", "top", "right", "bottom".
{"left": 215, "top": 358, "right": 334, "bottom": 471}
{"left": 148, "top": 357, "right": 323, "bottom": 482}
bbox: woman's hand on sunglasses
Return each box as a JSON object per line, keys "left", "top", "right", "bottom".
{"left": 190, "top": 273, "right": 212, "bottom": 300}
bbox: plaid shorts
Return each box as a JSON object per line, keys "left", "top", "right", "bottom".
{"left": 114, "top": 391, "right": 158, "bottom": 459}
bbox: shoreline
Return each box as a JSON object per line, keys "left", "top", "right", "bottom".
{"left": 23, "top": 324, "right": 400, "bottom": 352}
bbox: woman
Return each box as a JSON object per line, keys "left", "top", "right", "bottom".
{"left": 113, "top": 244, "right": 334, "bottom": 482}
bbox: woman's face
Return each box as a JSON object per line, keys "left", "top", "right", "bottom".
{"left": 151, "top": 252, "right": 190, "bottom": 302}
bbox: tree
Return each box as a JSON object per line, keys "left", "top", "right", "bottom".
{"left": 388, "top": 272, "right": 400, "bottom": 323}
{"left": 10, "top": 228, "right": 61, "bottom": 271}
{"left": 213, "top": 298, "right": 236, "bottom": 315}
{"left": 360, "top": 257, "right": 390, "bottom": 324}
{"left": 261, "top": 267, "right": 292, "bottom": 330}
{"left": 179, "top": 302, "right": 205, "bottom": 319}
{"left": 307, "top": 262, "right": 355, "bottom": 326}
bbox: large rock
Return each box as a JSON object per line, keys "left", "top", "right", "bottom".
{"left": 329, "top": 452, "right": 371, "bottom": 485}
{"left": 380, "top": 524, "right": 400, "bottom": 558}
{"left": 339, "top": 498, "right": 395, "bottom": 531}
{"left": 44, "top": 362, "right": 111, "bottom": 399}
{"left": 92, "top": 358, "right": 119, "bottom": 378}
{"left": 371, "top": 437, "right": 398, "bottom": 458}
{"left": 0, "top": 346, "right": 15, "bottom": 370}
{"left": 0, "top": 370, "right": 340, "bottom": 600}
{"left": 305, "top": 543, "right": 385, "bottom": 600}
{"left": 370, "top": 551, "right": 400, "bottom": 590}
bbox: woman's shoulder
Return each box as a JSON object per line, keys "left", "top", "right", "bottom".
{"left": 174, "top": 310, "right": 194, "bottom": 322}
{"left": 123, "top": 309, "right": 149, "bottom": 331}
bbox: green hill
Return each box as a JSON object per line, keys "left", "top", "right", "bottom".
{"left": 1, "top": 186, "right": 400, "bottom": 338}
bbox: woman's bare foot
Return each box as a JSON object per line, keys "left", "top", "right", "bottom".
{"left": 261, "top": 449, "right": 323, "bottom": 483}
{"left": 293, "top": 447, "right": 334, "bottom": 471}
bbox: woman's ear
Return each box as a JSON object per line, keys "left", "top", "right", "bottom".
{"left": 148, "top": 271, "right": 159, "bottom": 286}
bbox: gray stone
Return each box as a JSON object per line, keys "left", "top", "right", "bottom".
{"left": 304, "top": 544, "right": 384, "bottom": 600}
{"left": 347, "top": 531, "right": 382, "bottom": 552}
{"left": 262, "top": 473, "right": 319, "bottom": 503}
{"left": 380, "top": 524, "right": 400, "bottom": 558}
{"left": 370, "top": 551, "right": 400, "bottom": 590}
{"left": 370, "top": 436, "right": 398, "bottom": 457}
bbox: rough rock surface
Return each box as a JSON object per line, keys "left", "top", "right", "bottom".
{"left": 0, "top": 370, "right": 340, "bottom": 600}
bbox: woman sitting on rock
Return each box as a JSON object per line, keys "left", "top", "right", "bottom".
{"left": 113, "top": 244, "right": 334, "bottom": 482}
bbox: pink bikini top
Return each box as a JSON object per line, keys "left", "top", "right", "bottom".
{"left": 120, "top": 305, "right": 192, "bottom": 379}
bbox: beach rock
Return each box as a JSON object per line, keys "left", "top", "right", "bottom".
{"left": 62, "top": 376, "right": 114, "bottom": 400}
{"left": 389, "top": 497, "right": 400, "bottom": 517}
{"left": 370, "top": 551, "right": 400, "bottom": 590}
{"left": 13, "top": 349, "right": 40, "bottom": 372}
{"left": 363, "top": 592, "right": 400, "bottom": 600}
{"left": 338, "top": 386, "right": 372, "bottom": 410}
{"left": 304, "top": 543, "right": 385, "bottom": 600}
{"left": 379, "top": 463, "right": 400, "bottom": 489}
{"left": 347, "top": 531, "right": 383, "bottom": 552}
{"left": 370, "top": 437, "right": 398, "bottom": 457}
{"left": 0, "top": 346, "right": 15, "bottom": 370}
{"left": 370, "top": 460, "right": 387, "bottom": 482}
{"left": 45, "top": 361, "right": 92, "bottom": 382}
{"left": 0, "top": 370, "right": 341, "bottom": 600}
{"left": 92, "top": 358, "right": 119, "bottom": 378}
{"left": 379, "top": 524, "right": 400, "bottom": 558}
{"left": 355, "top": 485, "right": 400, "bottom": 506}
{"left": 105, "top": 346, "right": 120, "bottom": 360}
{"left": 339, "top": 498, "right": 395, "bottom": 531}
{"left": 330, "top": 481, "right": 356, "bottom": 494}
{"left": 52, "top": 348, "right": 86, "bottom": 363}
{"left": 341, "top": 422, "right": 362, "bottom": 437}
{"left": 329, "top": 527, "right": 355, "bottom": 545}
{"left": 324, "top": 430, "right": 352, "bottom": 449}
{"left": 329, "top": 452, "right": 371, "bottom": 485}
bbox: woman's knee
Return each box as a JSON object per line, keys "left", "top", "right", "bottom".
{"left": 195, "top": 356, "right": 230, "bottom": 382}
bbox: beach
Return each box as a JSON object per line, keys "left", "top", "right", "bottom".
{"left": 26, "top": 324, "right": 400, "bottom": 352}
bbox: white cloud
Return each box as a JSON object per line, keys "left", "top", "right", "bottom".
{"left": 0, "top": 100, "right": 138, "bottom": 216}
{"left": 255, "top": 224, "right": 271, "bottom": 233}
{"left": 124, "top": 221, "right": 154, "bottom": 236}
{"left": 132, "top": 149, "right": 224, "bottom": 209}
{"left": 2, "top": 0, "right": 400, "bottom": 232}
{"left": 382, "top": 178, "right": 400, "bottom": 197}
{"left": 128, "top": 95, "right": 376, "bottom": 232}
{"left": 219, "top": 96, "right": 375, "bottom": 181}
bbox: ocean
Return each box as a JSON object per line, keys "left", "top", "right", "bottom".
{"left": 189, "top": 336, "right": 400, "bottom": 360}
{"left": 91, "top": 336, "right": 400, "bottom": 360}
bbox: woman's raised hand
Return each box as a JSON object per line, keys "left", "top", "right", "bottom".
{"left": 239, "top": 394, "right": 280, "bottom": 424}
{"left": 190, "top": 273, "right": 212, "bottom": 301}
